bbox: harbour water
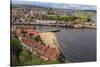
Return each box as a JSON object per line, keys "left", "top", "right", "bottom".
{"left": 35, "top": 26, "right": 96, "bottom": 62}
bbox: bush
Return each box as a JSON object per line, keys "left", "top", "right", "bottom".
{"left": 11, "top": 36, "right": 23, "bottom": 66}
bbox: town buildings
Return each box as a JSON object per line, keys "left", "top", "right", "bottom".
{"left": 21, "top": 36, "right": 60, "bottom": 61}
{"left": 12, "top": 26, "right": 60, "bottom": 61}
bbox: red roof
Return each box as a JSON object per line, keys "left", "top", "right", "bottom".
{"left": 28, "top": 31, "right": 38, "bottom": 35}
{"left": 49, "top": 49, "right": 60, "bottom": 60}
{"left": 21, "top": 37, "right": 34, "bottom": 47}
{"left": 33, "top": 45, "right": 39, "bottom": 52}
{"left": 21, "top": 37, "right": 60, "bottom": 60}
{"left": 44, "top": 47, "right": 53, "bottom": 58}
{"left": 32, "top": 42, "right": 37, "bottom": 48}
{"left": 37, "top": 45, "right": 47, "bottom": 55}
{"left": 16, "top": 28, "right": 22, "bottom": 36}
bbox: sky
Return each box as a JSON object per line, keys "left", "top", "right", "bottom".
{"left": 11, "top": 0, "right": 96, "bottom": 10}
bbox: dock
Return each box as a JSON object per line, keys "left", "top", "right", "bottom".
{"left": 35, "top": 29, "right": 60, "bottom": 33}
{"left": 45, "top": 29, "right": 60, "bottom": 32}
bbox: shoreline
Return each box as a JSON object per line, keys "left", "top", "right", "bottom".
{"left": 11, "top": 24, "right": 73, "bottom": 63}
{"left": 11, "top": 24, "right": 96, "bottom": 63}
{"left": 13, "top": 24, "right": 96, "bottom": 29}
{"left": 38, "top": 32, "right": 72, "bottom": 63}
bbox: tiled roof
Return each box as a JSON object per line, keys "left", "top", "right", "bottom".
{"left": 28, "top": 31, "right": 38, "bottom": 35}
{"left": 21, "top": 37, "right": 60, "bottom": 60}
{"left": 44, "top": 47, "right": 53, "bottom": 58}
{"left": 49, "top": 49, "right": 60, "bottom": 60}
{"left": 38, "top": 45, "right": 47, "bottom": 55}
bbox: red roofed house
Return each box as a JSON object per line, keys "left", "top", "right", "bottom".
{"left": 49, "top": 49, "right": 60, "bottom": 61}
{"left": 15, "top": 28, "right": 22, "bottom": 36}
{"left": 37, "top": 45, "right": 47, "bottom": 56}
{"left": 44, "top": 46, "right": 53, "bottom": 58}
{"left": 20, "top": 36, "right": 60, "bottom": 61}
{"left": 28, "top": 31, "right": 39, "bottom": 37}
{"left": 21, "top": 38, "right": 33, "bottom": 52}
{"left": 32, "top": 43, "right": 39, "bottom": 52}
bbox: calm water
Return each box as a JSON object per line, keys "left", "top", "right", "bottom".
{"left": 35, "top": 26, "right": 96, "bottom": 62}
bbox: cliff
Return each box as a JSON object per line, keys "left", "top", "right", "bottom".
{"left": 39, "top": 32, "right": 60, "bottom": 53}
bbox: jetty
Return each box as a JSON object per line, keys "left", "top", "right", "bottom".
{"left": 42, "top": 29, "right": 60, "bottom": 32}
{"left": 35, "top": 29, "right": 60, "bottom": 33}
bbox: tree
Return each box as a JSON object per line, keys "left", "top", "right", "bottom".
{"left": 19, "top": 48, "right": 31, "bottom": 65}
{"left": 11, "top": 36, "right": 22, "bottom": 66}
{"left": 19, "top": 48, "right": 42, "bottom": 65}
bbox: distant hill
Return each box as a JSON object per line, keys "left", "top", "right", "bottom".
{"left": 11, "top": 3, "right": 48, "bottom": 9}
{"left": 11, "top": 0, "right": 96, "bottom": 12}
{"left": 11, "top": 4, "right": 96, "bottom": 13}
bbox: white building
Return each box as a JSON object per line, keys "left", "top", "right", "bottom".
{"left": 36, "top": 20, "right": 56, "bottom": 24}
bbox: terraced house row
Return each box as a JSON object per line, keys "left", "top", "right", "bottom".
{"left": 12, "top": 26, "right": 61, "bottom": 61}
{"left": 21, "top": 37, "right": 60, "bottom": 61}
